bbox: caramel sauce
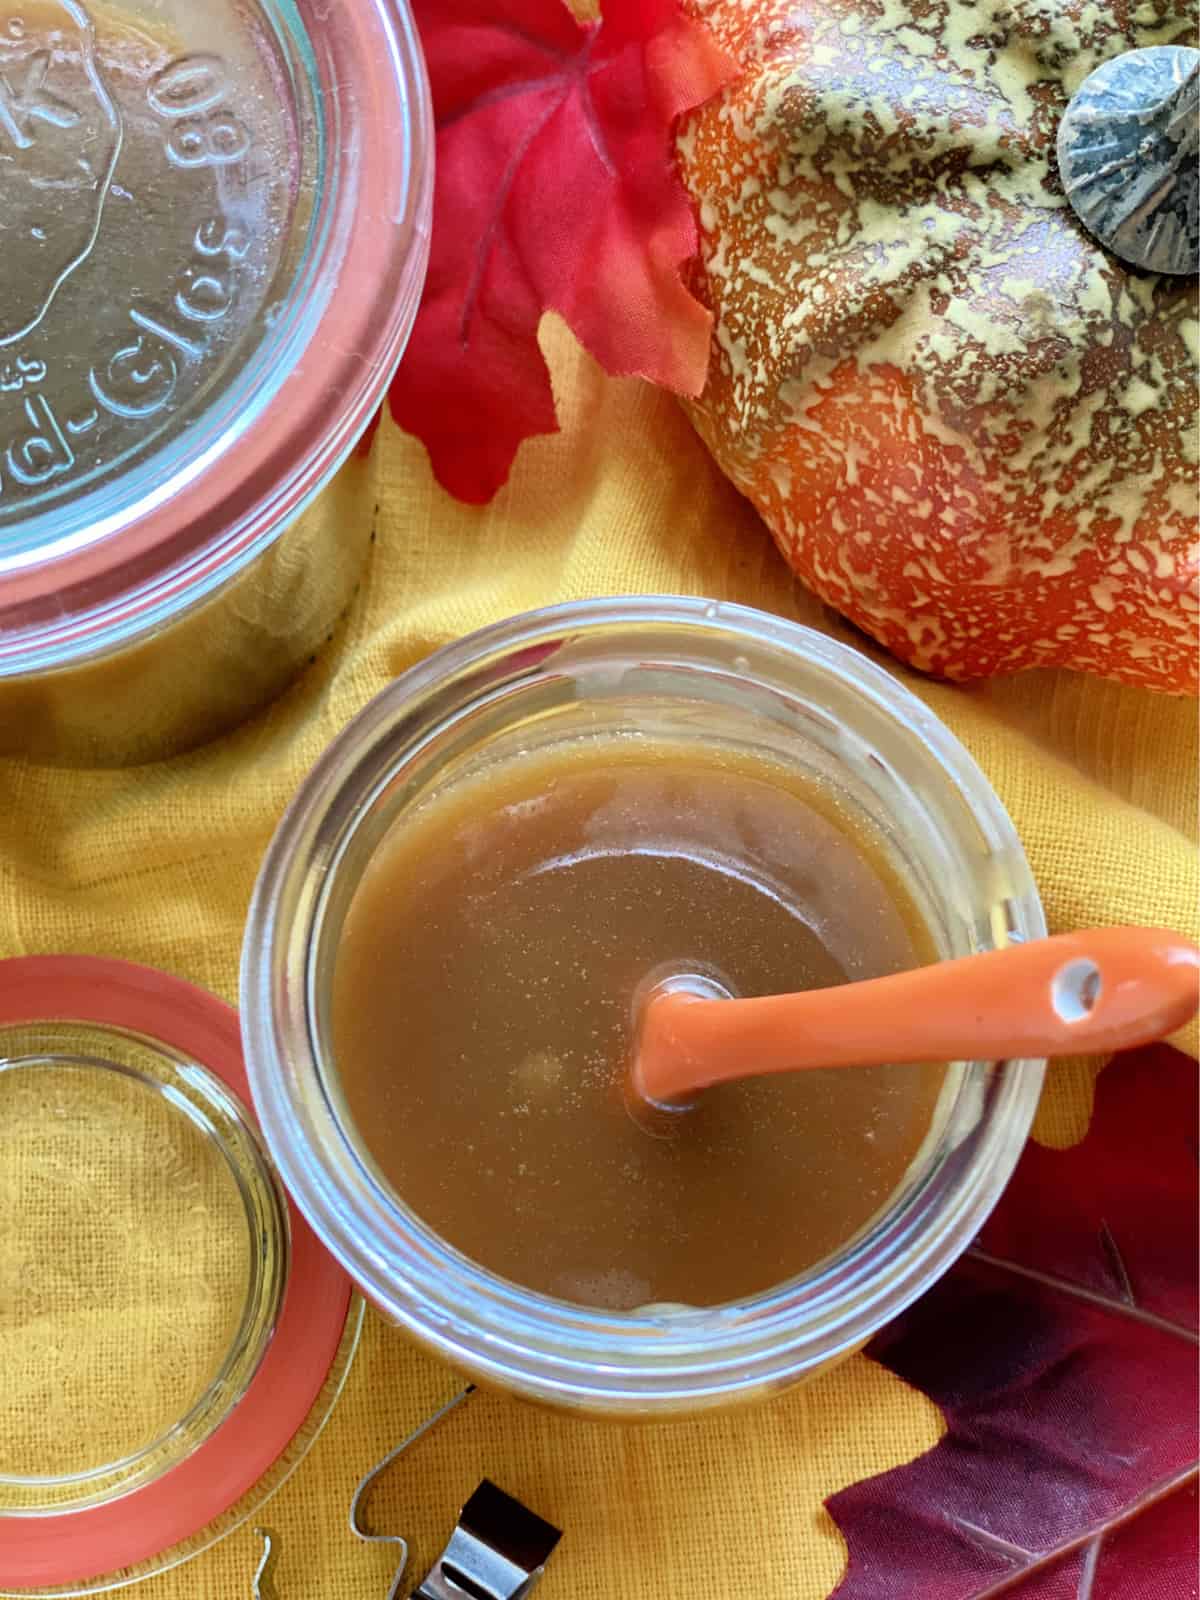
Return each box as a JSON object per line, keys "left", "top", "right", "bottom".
{"left": 333, "top": 740, "right": 944, "bottom": 1310}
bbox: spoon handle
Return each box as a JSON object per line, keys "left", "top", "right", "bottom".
{"left": 636, "top": 926, "right": 1200, "bottom": 1103}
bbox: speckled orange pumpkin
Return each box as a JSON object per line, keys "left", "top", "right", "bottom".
{"left": 678, "top": 0, "right": 1198, "bottom": 692}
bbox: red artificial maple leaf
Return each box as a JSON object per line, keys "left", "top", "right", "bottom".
{"left": 390, "top": 0, "right": 736, "bottom": 503}
{"left": 828, "top": 1044, "right": 1199, "bottom": 1600}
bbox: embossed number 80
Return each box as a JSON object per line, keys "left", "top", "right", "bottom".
{"left": 166, "top": 113, "right": 250, "bottom": 169}
{"left": 148, "top": 54, "right": 251, "bottom": 169}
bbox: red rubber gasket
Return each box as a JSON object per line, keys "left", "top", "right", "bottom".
{"left": 0, "top": 955, "right": 353, "bottom": 1589}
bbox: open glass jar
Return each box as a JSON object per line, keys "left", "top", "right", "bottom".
{"left": 0, "top": 0, "right": 431, "bottom": 765}
{"left": 241, "top": 598, "right": 1048, "bottom": 1418}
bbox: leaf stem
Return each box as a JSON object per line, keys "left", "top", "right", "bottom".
{"left": 1074, "top": 1535, "right": 1102, "bottom": 1600}
{"left": 967, "top": 1462, "right": 1199, "bottom": 1599}
{"left": 966, "top": 1247, "right": 1200, "bottom": 1345}
{"left": 456, "top": 88, "right": 568, "bottom": 348}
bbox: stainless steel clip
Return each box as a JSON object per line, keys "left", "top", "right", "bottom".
{"left": 351, "top": 1386, "right": 562, "bottom": 1600}
{"left": 252, "top": 1526, "right": 279, "bottom": 1599}
{"left": 412, "top": 1477, "right": 561, "bottom": 1600}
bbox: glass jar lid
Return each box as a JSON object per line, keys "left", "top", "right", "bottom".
{"left": 0, "top": 956, "right": 360, "bottom": 1596}
{"left": 0, "top": 0, "right": 432, "bottom": 675}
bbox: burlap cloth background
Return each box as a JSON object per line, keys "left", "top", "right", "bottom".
{"left": 1, "top": 321, "right": 1196, "bottom": 1598}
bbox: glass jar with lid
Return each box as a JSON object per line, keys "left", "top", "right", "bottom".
{"left": 0, "top": 0, "right": 432, "bottom": 764}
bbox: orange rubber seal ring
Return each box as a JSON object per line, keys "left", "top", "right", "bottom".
{"left": 0, "top": 955, "right": 354, "bottom": 1589}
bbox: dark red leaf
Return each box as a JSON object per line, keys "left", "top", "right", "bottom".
{"left": 828, "top": 1045, "right": 1199, "bottom": 1600}
{"left": 391, "top": 0, "right": 736, "bottom": 503}
{"left": 1094, "top": 1481, "right": 1199, "bottom": 1600}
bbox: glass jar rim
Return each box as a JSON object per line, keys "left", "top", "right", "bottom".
{"left": 241, "top": 597, "right": 1048, "bottom": 1409}
{"left": 0, "top": 0, "right": 432, "bottom": 676}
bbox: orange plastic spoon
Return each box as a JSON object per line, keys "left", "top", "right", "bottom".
{"left": 633, "top": 926, "right": 1200, "bottom": 1107}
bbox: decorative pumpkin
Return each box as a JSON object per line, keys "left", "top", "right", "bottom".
{"left": 677, "top": 0, "right": 1199, "bottom": 693}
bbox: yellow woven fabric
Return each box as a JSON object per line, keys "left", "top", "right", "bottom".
{"left": 0, "top": 320, "right": 1195, "bottom": 1598}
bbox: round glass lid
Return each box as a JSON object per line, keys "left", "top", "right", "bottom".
{"left": 0, "top": 0, "right": 312, "bottom": 553}
{"left": 0, "top": 957, "right": 360, "bottom": 1597}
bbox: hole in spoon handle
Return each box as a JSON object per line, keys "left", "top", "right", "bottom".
{"left": 1050, "top": 959, "right": 1103, "bottom": 1023}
